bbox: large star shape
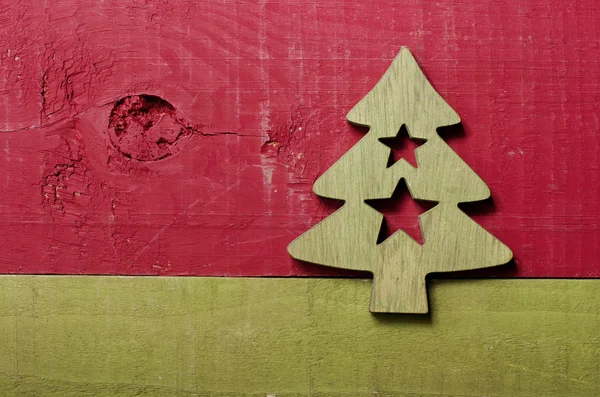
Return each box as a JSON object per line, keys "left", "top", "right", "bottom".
{"left": 378, "top": 125, "right": 427, "bottom": 168}
{"left": 366, "top": 179, "right": 438, "bottom": 245}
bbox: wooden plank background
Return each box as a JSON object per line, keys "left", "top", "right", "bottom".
{"left": 0, "top": 276, "right": 599, "bottom": 396}
{"left": 3, "top": 3, "right": 600, "bottom": 395}
{"left": 1, "top": 0, "right": 599, "bottom": 277}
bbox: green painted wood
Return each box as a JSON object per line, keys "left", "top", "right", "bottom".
{"left": 0, "top": 276, "right": 599, "bottom": 396}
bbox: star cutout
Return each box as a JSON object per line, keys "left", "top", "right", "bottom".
{"left": 366, "top": 179, "right": 438, "bottom": 245}
{"left": 378, "top": 125, "right": 427, "bottom": 168}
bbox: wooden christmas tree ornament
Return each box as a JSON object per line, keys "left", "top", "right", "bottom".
{"left": 288, "top": 47, "right": 513, "bottom": 314}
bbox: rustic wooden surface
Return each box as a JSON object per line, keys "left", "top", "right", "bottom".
{"left": 288, "top": 48, "right": 512, "bottom": 313}
{"left": 0, "top": 276, "right": 599, "bottom": 396}
{"left": 0, "top": 0, "right": 599, "bottom": 277}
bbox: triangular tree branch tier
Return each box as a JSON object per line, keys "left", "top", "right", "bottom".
{"left": 288, "top": 47, "right": 512, "bottom": 314}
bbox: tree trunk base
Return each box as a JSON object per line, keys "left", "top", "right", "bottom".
{"left": 369, "top": 273, "right": 429, "bottom": 314}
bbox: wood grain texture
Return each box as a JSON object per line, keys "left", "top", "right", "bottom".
{"left": 288, "top": 48, "right": 512, "bottom": 313}
{"left": 1, "top": 0, "right": 599, "bottom": 277}
{"left": 1, "top": 276, "right": 600, "bottom": 396}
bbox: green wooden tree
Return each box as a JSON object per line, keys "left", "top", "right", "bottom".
{"left": 288, "top": 48, "right": 512, "bottom": 313}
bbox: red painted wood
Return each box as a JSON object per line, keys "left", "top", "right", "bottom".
{"left": 0, "top": 0, "right": 598, "bottom": 277}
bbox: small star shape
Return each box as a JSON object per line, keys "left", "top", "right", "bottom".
{"left": 378, "top": 125, "right": 427, "bottom": 168}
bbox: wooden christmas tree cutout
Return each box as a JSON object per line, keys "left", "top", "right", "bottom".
{"left": 287, "top": 47, "right": 513, "bottom": 314}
